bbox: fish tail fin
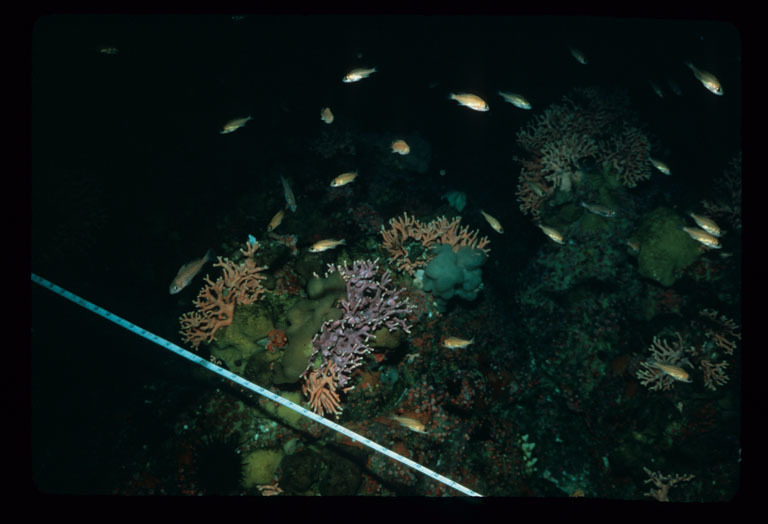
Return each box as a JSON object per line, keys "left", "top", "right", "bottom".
{"left": 204, "top": 248, "right": 215, "bottom": 262}
{"left": 339, "top": 239, "right": 347, "bottom": 245}
{"left": 683, "top": 60, "right": 694, "bottom": 70}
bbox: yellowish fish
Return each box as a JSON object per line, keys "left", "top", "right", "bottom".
{"left": 498, "top": 91, "right": 532, "bottom": 109}
{"left": 442, "top": 336, "right": 474, "bottom": 349}
{"left": 689, "top": 212, "right": 721, "bottom": 237}
{"left": 681, "top": 226, "right": 721, "bottom": 249}
{"left": 330, "top": 171, "right": 358, "bottom": 187}
{"left": 391, "top": 139, "right": 410, "bottom": 155}
{"left": 267, "top": 208, "right": 286, "bottom": 232}
{"left": 684, "top": 61, "right": 724, "bottom": 96}
{"left": 649, "top": 156, "right": 671, "bottom": 175}
{"left": 655, "top": 363, "right": 692, "bottom": 383}
{"left": 320, "top": 107, "right": 334, "bottom": 124}
{"left": 569, "top": 47, "right": 588, "bottom": 65}
{"left": 169, "top": 249, "right": 213, "bottom": 294}
{"left": 220, "top": 116, "right": 252, "bottom": 134}
{"left": 480, "top": 210, "right": 503, "bottom": 234}
{"left": 343, "top": 67, "right": 377, "bottom": 83}
{"left": 390, "top": 415, "right": 428, "bottom": 434}
{"left": 627, "top": 240, "right": 641, "bottom": 254}
{"left": 449, "top": 93, "right": 489, "bottom": 112}
{"left": 580, "top": 201, "right": 616, "bottom": 218}
{"left": 538, "top": 224, "right": 565, "bottom": 244}
{"left": 309, "top": 239, "right": 346, "bottom": 253}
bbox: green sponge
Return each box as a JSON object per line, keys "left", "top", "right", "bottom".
{"left": 423, "top": 244, "right": 487, "bottom": 311}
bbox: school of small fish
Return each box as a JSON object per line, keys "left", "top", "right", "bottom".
{"left": 169, "top": 34, "right": 731, "bottom": 414}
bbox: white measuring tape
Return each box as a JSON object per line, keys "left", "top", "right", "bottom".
{"left": 31, "top": 273, "right": 482, "bottom": 497}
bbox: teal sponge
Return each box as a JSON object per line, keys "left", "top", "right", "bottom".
{"left": 423, "top": 244, "right": 487, "bottom": 311}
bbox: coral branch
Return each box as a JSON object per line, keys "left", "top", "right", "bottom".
{"left": 179, "top": 239, "right": 267, "bottom": 348}
{"left": 380, "top": 213, "right": 490, "bottom": 274}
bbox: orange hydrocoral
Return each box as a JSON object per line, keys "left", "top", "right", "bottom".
{"left": 380, "top": 212, "right": 490, "bottom": 274}
{"left": 179, "top": 240, "right": 268, "bottom": 349}
{"left": 699, "top": 309, "right": 740, "bottom": 355}
{"left": 700, "top": 359, "right": 730, "bottom": 391}
{"left": 302, "top": 361, "right": 344, "bottom": 418}
{"left": 515, "top": 168, "right": 553, "bottom": 219}
{"left": 642, "top": 467, "right": 695, "bottom": 502}
{"left": 179, "top": 277, "right": 235, "bottom": 348}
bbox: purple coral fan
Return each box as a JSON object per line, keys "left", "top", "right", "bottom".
{"left": 307, "top": 259, "right": 414, "bottom": 389}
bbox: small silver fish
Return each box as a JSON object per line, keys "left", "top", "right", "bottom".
{"left": 649, "top": 157, "right": 671, "bottom": 175}
{"left": 309, "top": 239, "right": 346, "bottom": 253}
{"left": 689, "top": 212, "right": 721, "bottom": 237}
{"left": 170, "top": 249, "right": 213, "bottom": 294}
{"left": 681, "top": 226, "right": 721, "bottom": 249}
{"left": 221, "top": 116, "right": 252, "bottom": 134}
{"left": 343, "top": 67, "right": 377, "bottom": 83}
{"left": 391, "top": 139, "right": 410, "bottom": 155}
{"left": 320, "top": 107, "right": 334, "bottom": 124}
{"left": 538, "top": 224, "right": 565, "bottom": 244}
{"left": 442, "top": 336, "right": 474, "bottom": 349}
{"left": 390, "top": 415, "right": 428, "bottom": 434}
{"left": 655, "top": 362, "right": 692, "bottom": 383}
{"left": 580, "top": 201, "right": 616, "bottom": 218}
{"left": 649, "top": 80, "right": 664, "bottom": 98}
{"left": 281, "top": 176, "right": 297, "bottom": 212}
{"left": 267, "top": 208, "right": 286, "bottom": 232}
{"left": 480, "top": 210, "right": 504, "bottom": 234}
{"left": 684, "top": 61, "right": 724, "bottom": 96}
{"left": 449, "top": 93, "right": 489, "bottom": 112}
{"left": 330, "top": 171, "right": 358, "bottom": 187}
{"left": 527, "top": 180, "right": 549, "bottom": 197}
{"left": 569, "top": 47, "right": 588, "bottom": 65}
{"left": 498, "top": 91, "right": 532, "bottom": 109}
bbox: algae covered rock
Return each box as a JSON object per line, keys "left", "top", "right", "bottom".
{"left": 272, "top": 272, "right": 346, "bottom": 384}
{"left": 635, "top": 207, "right": 701, "bottom": 287}
{"left": 242, "top": 448, "right": 283, "bottom": 488}
{"left": 210, "top": 304, "right": 274, "bottom": 375}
